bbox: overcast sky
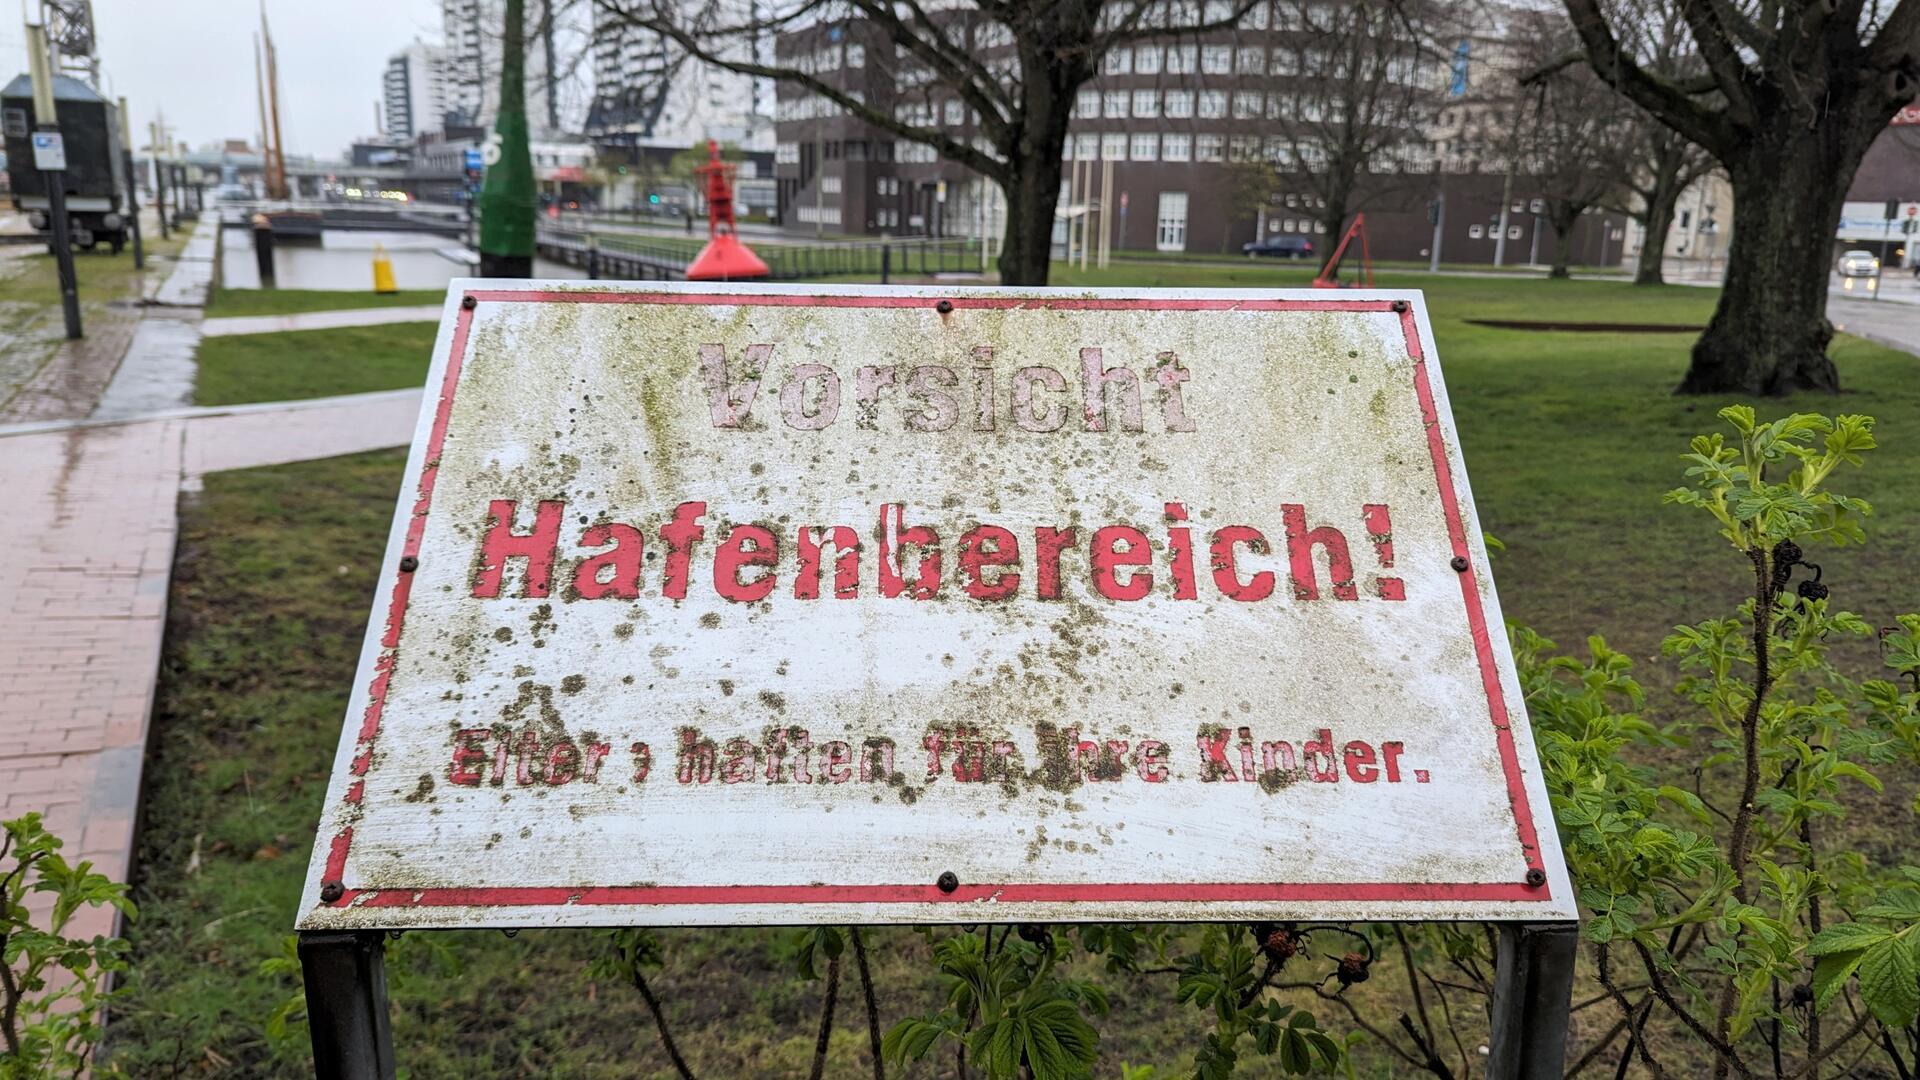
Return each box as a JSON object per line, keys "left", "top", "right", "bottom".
{"left": 0, "top": 0, "right": 447, "bottom": 157}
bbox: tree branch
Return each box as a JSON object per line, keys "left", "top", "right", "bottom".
{"left": 594, "top": 0, "right": 1011, "bottom": 182}
{"left": 1560, "top": 0, "right": 1738, "bottom": 153}
{"left": 850, "top": 928, "right": 885, "bottom": 1080}
{"left": 628, "top": 962, "right": 698, "bottom": 1080}
{"left": 808, "top": 950, "right": 841, "bottom": 1080}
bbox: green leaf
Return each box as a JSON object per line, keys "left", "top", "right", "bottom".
{"left": 1856, "top": 931, "right": 1920, "bottom": 1028}
{"left": 1806, "top": 922, "right": 1893, "bottom": 956}
{"left": 1811, "top": 951, "right": 1867, "bottom": 1014}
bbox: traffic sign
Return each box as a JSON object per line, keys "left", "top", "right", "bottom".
{"left": 298, "top": 282, "right": 1574, "bottom": 930}
{"left": 464, "top": 147, "right": 483, "bottom": 172}
{"left": 30, "top": 131, "right": 65, "bottom": 171}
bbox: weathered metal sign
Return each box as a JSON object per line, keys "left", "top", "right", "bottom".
{"left": 298, "top": 282, "right": 1574, "bottom": 930}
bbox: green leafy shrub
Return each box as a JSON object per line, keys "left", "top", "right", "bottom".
{"left": 1, "top": 813, "right": 136, "bottom": 1079}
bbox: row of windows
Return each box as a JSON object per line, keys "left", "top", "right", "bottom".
{"left": 1096, "top": 42, "right": 1419, "bottom": 82}
{"left": 776, "top": 91, "right": 865, "bottom": 122}
{"left": 1060, "top": 130, "right": 1327, "bottom": 165}
{"left": 1075, "top": 87, "right": 1371, "bottom": 121}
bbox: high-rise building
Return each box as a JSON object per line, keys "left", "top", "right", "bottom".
{"left": 586, "top": 3, "right": 774, "bottom": 150}
{"left": 383, "top": 41, "right": 451, "bottom": 139}
{"left": 441, "top": 0, "right": 569, "bottom": 134}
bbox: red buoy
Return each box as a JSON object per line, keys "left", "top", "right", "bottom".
{"left": 685, "top": 140, "right": 770, "bottom": 281}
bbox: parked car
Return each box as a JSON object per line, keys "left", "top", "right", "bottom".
{"left": 1244, "top": 235, "right": 1315, "bottom": 259}
{"left": 1837, "top": 249, "right": 1880, "bottom": 277}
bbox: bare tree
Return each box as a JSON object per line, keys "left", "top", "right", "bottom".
{"left": 594, "top": 0, "right": 1258, "bottom": 285}
{"left": 1514, "top": 13, "right": 1637, "bottom": 278}
{"left": 1561, "top": 0, "right": 1920, "bottom": 393}
{"left": 1599, "top": 0, "right": 1717, "bottom": 285}
{"left": 1262, "top": 0, "right": 1441, "bottom": 249}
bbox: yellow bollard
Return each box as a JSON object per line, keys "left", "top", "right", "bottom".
{"left": 371, "top": 242, "right": 398, "bottom": 294}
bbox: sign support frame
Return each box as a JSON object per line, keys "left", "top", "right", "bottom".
{"left": 296, "top": 279, "right": 1582, "bottom": 1075}
{"left": 299, "top": 930, "right": 397, "bottom": 1080}
{"left": 297, "top": 918, "right": 1578, "bottom": 1079}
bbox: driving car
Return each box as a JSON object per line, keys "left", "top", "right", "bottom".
{"left": 1244, "top": 235, "right": 1315, "bottom": 259}
{"left": 1837, "top": 249, "right": 1880, "bottom": 277}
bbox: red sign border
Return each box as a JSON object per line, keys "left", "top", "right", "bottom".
{"left": 318, "top": 289, "right": 1550, "bottom": 912}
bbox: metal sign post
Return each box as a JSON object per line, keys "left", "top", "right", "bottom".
{"left": 296, "top": 282, "right": 1579, "bottom": 1079}
{"left": 26, "top": 24, "right": 80, "bottom": 339}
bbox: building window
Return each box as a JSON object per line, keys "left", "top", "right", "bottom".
{"left": 1102, "top": 132, "right": 1128, "bottom": 159}
{"left": 1196, "top": 134, "right": 1225, "bottom": 161}
{"left": 1166, "top": 44, "right": 1197, "bottom": 73}
{"left": 1237, "top": 46, "right": 1265, "bottom": 75}
{"left": 1162, "top": 132, "right": 1192, "bottom": 161}
{"left": 1156, "top": 191, "right": 1189, "bottom": 251}
{"left": 1198, "top": 90, "right": 1227, "bottom": 118}
{"left": 1075, "top": 90, "right": 1100, "bottom": 118}
{"left": 1202, "top": 45, "right": 1233, "bottom": 74}
{"left": 1104, "top": 91, "right": 1130, "bottom": 118}
{"left": 1135, "top": 44, "right": 1162, "bottom": 74}
{"left": 1164, "top": 89, "right": 1194, "bottom": 118}
{"left": 847, "top": 44, "right": 865, "bottom": 67}
{"left": 1131, "top": 132, "right": 1159, "bottom": 160}
{"left": 1228, "top": 135, "right": 1261, "bottom": 161}
{"left": 820, "top": 175, "right": 841, "bottom": 194}
{"left": 1267, "top": 92, "right": 1291, "bottom": 119}
{"left": 1132, "top": 90, "right": 1160, "bottom": 118}
{"left": 1075, "top": 132, "right": 1099, "bottom": 159}
{"left": 776, "top": 142, "right": 799, "bottom": 164}
{"left": 1103, "top": 48, "right": 1133, "bottom": 75}
{"left": 1233, "top": 92, "right": 1262, "bottom": 119}
{"left": 1248, "top": 2, "right": 1270, "bottom": 27}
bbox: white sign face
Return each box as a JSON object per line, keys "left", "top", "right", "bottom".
{"left": 298, "top": 282, "right": 1574, "bottom": 930}
{"left": 30, "top": 131, "right": 65, "bottom": 171}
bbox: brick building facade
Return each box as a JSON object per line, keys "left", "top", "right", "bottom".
{"left": 768, "top": 7, "right": 1626, "bottom": 268}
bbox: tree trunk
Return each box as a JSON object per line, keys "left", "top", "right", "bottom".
{"left": 1318, "top": 195, "right": 1350, "bottom": 279}
{"left": 1679, "top": 132, "right": 1863, "bottom": 395}
{"left": 996, "top": 157, "right": 1061, "bottom": 286}
{"left": 1635, "top": 185, "right": 1679, "bottom": 286}
{"left": 1548, "top": 214, "right": 1577, "bottom": 278}
{"left": 1634, "top": 155, "right": 1684, "bottom": 286}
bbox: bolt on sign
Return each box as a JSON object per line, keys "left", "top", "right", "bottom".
{"left": 298, "top": 282, "right": 1575, "bottom": 930}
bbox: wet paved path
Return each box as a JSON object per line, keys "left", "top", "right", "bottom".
{"left": 0, "top": 392, "right": 420, "bottom": 938}
{"left": 1, "top": 214, "right": 425, "bottom": 939}
{"left": 199, "top": 304, "right": 442, "bottom": 337}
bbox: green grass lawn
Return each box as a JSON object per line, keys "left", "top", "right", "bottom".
{"left": 109, "top": 271, "right": 1920, "bottom": 1076}
{"left": 192, "top": 323, "right": 439, "bottom": 406}
{"left": 205, "top": 287, "right": 447, "bottom": 319}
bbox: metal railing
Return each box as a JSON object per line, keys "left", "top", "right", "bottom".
{"left": 535, "top": 225, "right": 983, "bottom": 282}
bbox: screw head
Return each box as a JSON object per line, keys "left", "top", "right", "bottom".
{"left": 320, "top": 880, "right": 345, "bottom": 903}
{"left": 1450, "top": 555, "right": 1470, "bottom": 572}
{"left": 461, "top": 294, "right": 478, "bottom": 309}
{"left": 935, "top": 299, "right": 954, "bottom": 314}
{"left": 936, "top": 870, "right": 960, "bottom": 894}
{"left": 1525, "top": 868, "right": 1547, "bottom": 888}
{"left": 1391, "top": 299, "right": 1410, "bottom": 312}
{"left": 398, "top": 555, "right": 419, "bottom": 573}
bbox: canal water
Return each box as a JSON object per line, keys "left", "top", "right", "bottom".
{"left": 220, "top": 228, "right": 586, "bottom": 290}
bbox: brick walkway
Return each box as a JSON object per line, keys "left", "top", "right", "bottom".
{"left": 0, "top": 392, "right": 421, "bottom": 940}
